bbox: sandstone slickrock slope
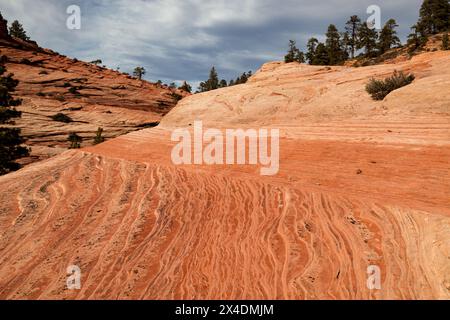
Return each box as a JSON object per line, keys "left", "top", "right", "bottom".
{"left": 0, "top": 35, "right": 186, "bottom": 166}
{"left": 0, "top": 50, "right": 449, "bottom": 300}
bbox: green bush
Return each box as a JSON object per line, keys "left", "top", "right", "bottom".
{"left": 93, "top": 127, "right": 105, "bottom": 145}
{"left": 443, "top": 33, "right": 449, "bottom": 50}
{"left": 366, "top": 71, "right": 415, "bottom": 101}
{"left": 170, "top": 92, "right": 183, "bottom": 102}
{"left": 68, "top": 86, "right": 79, "bottom": 94}
{"left": 51, "top": 113, "right": 73, "bottom": 123}
{"left": 68, "top": 132, "right": 82, "bottom": 149}
{"left": 20, "top": 58, "right": 32, "bottom": 65}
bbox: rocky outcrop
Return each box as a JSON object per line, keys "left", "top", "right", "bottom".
{"left": 0, "top": 51, "right": 449, "bottom": 300}
{"left": 0, "top": 38, "right": 187, "bottom": 166}
{"left": 161, "top": 50, "right": 450, "bottom": 137}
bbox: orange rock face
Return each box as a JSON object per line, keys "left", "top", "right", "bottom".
{"left": 0, "top": 38, "right": 186, "bottom": 166}
{"left": 0, "top": 51, "right": 449, "bottom": 300}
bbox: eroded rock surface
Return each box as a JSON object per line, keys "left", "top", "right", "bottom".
{"left": 0, "top": 51, "right": 449, "bottom": 299}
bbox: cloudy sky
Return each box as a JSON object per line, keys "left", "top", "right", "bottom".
{"left": 0, "top": 0, "right": 423, "bottom": 87}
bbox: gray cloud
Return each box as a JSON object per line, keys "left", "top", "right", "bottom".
{"left": 0, "top": 0, "right": 423, "bottom": 87}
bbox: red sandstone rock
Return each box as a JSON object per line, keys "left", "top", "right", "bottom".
{"left": 0, "top": 49, "right": 448, "bottom": 300}
{"left": 0, "top": 38, "right": 188, "bottom": 165}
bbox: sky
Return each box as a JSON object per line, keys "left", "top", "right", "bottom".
{"left": 0, "top": 0, "right": 424, "bottom": 87}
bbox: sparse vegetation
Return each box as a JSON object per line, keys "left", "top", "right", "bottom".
{"left": 0, "top": 64, "right": 29, "bottom": 175}
{"left": 198, "top": 68, "right": 252, "bottom": 93}
{"left": 93, "top": 127, "right": 105, "bottom": 145}
{"left": 366, "top": 71, "right": 415, "bottom": 101}
{"left": 178, "top": 81, "right": 192, "bottom": 93}
{"left": 281, "top": 0, "right": 449, "bottom": 66}
{"left": 407, "top": 0, "right": 450, "bottom": 54}
{"left": 416, "top": 0, "right": 450, "bottom": 36}
{"left": 284, "top": 40, "right": 305, "bottom": 63}
{"left": 68, "top": 86, "right": 79, "bottom": 94}
{"left": 39, "top": 70, "right": 48, "bottom": 75}
{"left": 51, "top": 113, "right": 73, "bottom": 123}
{"left": 133, "top": 67, "right": 146, "bottom": 80}
{"left": 170, "top": 92, "right": 183, "bottom": 102}
{"left": 68, "top": 132, "right": 82, "bottom": 149}
{"left": 407, "top": 25, "right": 428, "bottom": 54}
{"left": 443, "top": 33, "right": 449, "bottom": 50}
{"left": 90, "top": 59, "right": 102, "bottom": 66}
{"left": 198, "top": 67, "right": 219, "bottom": 92}
{"left": 378, "top": 19, "right": 401, "bottom": 55}
{"left": 9, "top": 20, "right": 30, "bottom": 41}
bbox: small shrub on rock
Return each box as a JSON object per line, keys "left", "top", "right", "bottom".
{"left": 366, "top": 70, "right": 415, "bottom": 101}
{"left": 68, "top": 132, "right": 82, "bottom": 149}
{"left": 68, "top": 86, "right": 79, "bottom": 94}
{"left": 51, "top": 113, "right": 73, "bottom": 123}
{"left": 93, "top": 127, "right": 105, "bottom": 145}
{"left": 443, "top": 33, "right": 449, "bottom": 50}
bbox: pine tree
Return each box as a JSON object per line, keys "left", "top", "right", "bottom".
{"left": 284, "top": 40, "right": 305, "bottom": 63}
{"left": 357, "top": 22, "right": 379, "bottom": 57}
{"left": 9, "top": 20, "right": 29, "bottom": 41}
{"left": 341, "top": 32, "right": 351, "bottom": 60}
{"left": 284, "top": 40, "right": 295, "bottom": 63}
{"left": 312, "top": 43, "right": 330, "bottom": 65}
{"left": 198, "top": 67, "right": 219, "bottom": 92}
{"left": 219, "top": 79, "right": 228, "bottom": 88}
{"left": 325, "top": 24, "right": 345, "bottom": 65}
{"left": 345, "top": 15, "right": 362, "bottom": 58}
{"left": 179, "top": 81, "right": 192, "bottom": 93}
{"left": 378, "top": 19, "right": 401, "bottom": 54}
{"left": 407, "top": 24, "right": 428, "bottom": 52}
{"left": 198, "top": 82, "right": 207, "bottom": 92}
{"left": 207, "top": 67, "right": 219, "bottom": 91}
{"left": 306, "top": 38, "right": 319, "bottom": 64}
{"left": 296, "top": 50, "right": 305, "bottom": 63}
{"left": 0, "top": 64, "right": 29, "bottom": 175}
{"left": 417, "top": 0, "right": 450, "bottom": 35}
{"left": 133, "top": 67, "right": 146, "bottom": 80}
{"left": 93, "top": 127, "right": 105, "bottom": 145}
